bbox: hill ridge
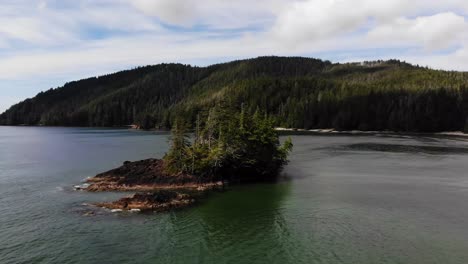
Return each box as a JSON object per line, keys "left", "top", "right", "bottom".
{"left": 2, "top": 56, "right": 468, "bottom": 132}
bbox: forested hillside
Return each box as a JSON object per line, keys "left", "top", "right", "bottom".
{"left": 2, "top": 56, "right": 468, "bottom": 132}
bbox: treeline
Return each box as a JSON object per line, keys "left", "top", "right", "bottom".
{"left": 186, "top": 78, "right": 468, "bottom": 132}
{"left": 164, "top": 103, "right": 293, "bottom": 182}
{"left": 2, "top": 56, "right": 468, "bottom": 132}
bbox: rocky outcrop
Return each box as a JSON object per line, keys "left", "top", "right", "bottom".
{"left": 94, "top": 191, "right": 195, "bottom": 212}
{"left": 85, "top": 159, "right": 220, "bottom": 192}
{"left": 82, "top": 159, "right": 222, "bottom": 213}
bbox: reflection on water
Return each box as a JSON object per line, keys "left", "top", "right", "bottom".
{"left": 2, "top": 127, "right": 468, "bottom": 264}
{"left": 157, "top": 184, "right": 292, "bottom": 263}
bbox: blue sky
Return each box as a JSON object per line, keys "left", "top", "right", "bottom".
{"left": 1, "top": 0, "right": 468, "bottom": 112}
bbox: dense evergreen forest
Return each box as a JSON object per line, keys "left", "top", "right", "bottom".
{"left": 2, "top": 56, "right": 468, "bottom": 132}
{"left": 164, "top": 103, "right": 293, "bottom": 182}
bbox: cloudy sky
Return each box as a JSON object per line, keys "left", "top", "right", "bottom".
{"left": 1, "top": 0, "right": 468, "bottom": 112}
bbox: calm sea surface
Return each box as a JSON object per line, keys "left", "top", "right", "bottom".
{"left": 1, "top": 127, "right": 468, "bottom": 264}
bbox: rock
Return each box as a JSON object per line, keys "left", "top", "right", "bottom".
{"left": 74, "top": 183, "right": 90, "bottom": 190}
{"left": 81, "top": 158, "right": 221, "bottom": 214}
{"left": 84, "top": 158, "right": 218, "bottom": 192}
{"left": 83, "top": 211, "right": 95, "bottom": 216}
{"left": 95, "top": 191, "right": 196, "bottom": 213}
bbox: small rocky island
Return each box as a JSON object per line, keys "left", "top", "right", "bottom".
{"left": 81, "top": 104, "right": 293, "bottom": 213}
{"left": 84, "top": 158, "right": 221, "bottom": 212}
{"left": 95, "top": 190, "right": 195, "bottom": 213}
{"left": 86, "top": 159, "right": 221, "bottom": 192}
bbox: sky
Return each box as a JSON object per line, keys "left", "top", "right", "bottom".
{"left": 1, "top": 0, "right": 468, "bottom": 112}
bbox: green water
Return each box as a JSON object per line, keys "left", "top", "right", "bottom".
{"left": 1, "top": 127, "right": 468, "bottom": 264}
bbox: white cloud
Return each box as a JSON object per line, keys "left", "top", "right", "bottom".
{"left": 2, "top": 0, "right": 468, "bottom": 112}
{"left": 401, "top": 46, "right": 468, "bottom": 71}
{"left": 130, "top": 0, "right": 198, "bottom": 26}
{"left": 37, "top": 1, "right": 47, "bottom": 10}
{"left": 367, "top": 12, "right": 467, "bottom": 50}
{"left": 0, "top": 16, "right": 75, "bottom": 45}
{"left": 128, "top": 0, "right": 282, "bottom": 29}
{"left": 0, "top": 1, "right": 163, "bottom": 48}
{"left": 270, "top": 0, "right": 468, "bottom": 49}
{"left": 270, "top": 0, "right": 413, "bottom": 43}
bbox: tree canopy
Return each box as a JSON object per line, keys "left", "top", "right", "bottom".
{"left": 2, "top": 56, "right": 468, "bottom": 133}
{"left": 163, "top": 103, "right": 293, "bottom": 182}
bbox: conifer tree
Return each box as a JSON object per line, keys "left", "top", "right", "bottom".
{"left": 163, "top": 103, "right": 293, "bottom": 182}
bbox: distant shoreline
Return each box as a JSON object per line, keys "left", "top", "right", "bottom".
{"left": 2, "top": 125, "right": 467, "bottom": 138}
{"left": 275, "top": 128, "right": 468, "bottom": 138}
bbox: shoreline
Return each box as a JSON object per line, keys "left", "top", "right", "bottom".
{"left": 78, "top": 158, "right": 223, "bottom": 213}
{"left": 84, "top": 179, "right": 222, "bottom": 192}
{"left": 93, "top": 191, "right": 197, "bottom": 213}
{"left": 2, "top": 125, "right": 466, "bottom": 138}
{"left": 275, "top": 128, "right": 468, "bottom": 138}
{"left": 0, "top": 124, "right": 171, "bottom": 132}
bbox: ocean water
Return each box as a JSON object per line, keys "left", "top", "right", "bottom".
{"left": 1, "top": 127, "right": 468, "bottom": 264}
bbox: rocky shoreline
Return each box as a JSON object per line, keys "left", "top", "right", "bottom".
{"left": 275, "top": 127, "right": 468, "bottom": 138}
{"left": 85, "top": 178, "right": 221, "bottom": 192}
{"left": 94, "top": 191, "right": 196, "bottom": 212}
{"left": 80, "top": 159, "right": 222, "bottom": 213}
{"left": 84, "top": 158, "right": 221, "bottom": 191}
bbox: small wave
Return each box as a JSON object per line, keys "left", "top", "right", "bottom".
{"left": 73, "top": 183, "right": 90, "bottom": 191}
{"left": 81, "top": 177, "right": 92, "bottom": 183}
